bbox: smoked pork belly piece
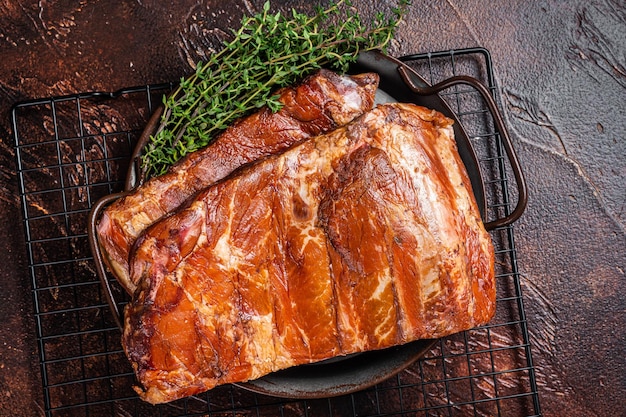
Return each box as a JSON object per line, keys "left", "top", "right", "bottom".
{"left": 123, "top": 103, "right": 495, "bottom": 404}
{"left": 96, "top": 69, "right": 379, "bottom": 294}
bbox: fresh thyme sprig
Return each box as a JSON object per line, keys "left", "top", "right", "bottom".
{"left": 142, "top": 0, "right": 411, "bottom": 178}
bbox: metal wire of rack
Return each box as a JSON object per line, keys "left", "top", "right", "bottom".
{"left": 12, "top": 48, "right": 541, "bottom": 417}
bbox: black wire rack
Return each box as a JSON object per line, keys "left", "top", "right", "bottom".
{"left": 12, "top": 48, "right": 541, "bottom": 417}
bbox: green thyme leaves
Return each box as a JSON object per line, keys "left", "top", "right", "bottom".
{"left": 142, "top": 0, "right": 410, "bottom": 178}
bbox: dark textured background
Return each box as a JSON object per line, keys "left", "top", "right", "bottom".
{"left": 0, "top": 1, "right": 624, "bottom": 416}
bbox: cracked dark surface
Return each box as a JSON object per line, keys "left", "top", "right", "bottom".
{"left": 0, "top": 1, "right": 624, "bottom": 416}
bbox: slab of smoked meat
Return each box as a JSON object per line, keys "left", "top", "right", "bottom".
{"left": 124, "top": 103, "right": 496, "bottom": 404}
{"left": 96, "top": 69, "right": 379, "bottom": 294}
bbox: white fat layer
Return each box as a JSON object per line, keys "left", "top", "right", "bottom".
{"left": 421, "top": 263, "right": 442, "bottom": 301}
{"left": 373, "top": 304, "right": 396, "bottom": 341}
{"left": 244, "top": 312, "right": 276, "bottom": 376}
{"left": 212, "top": 195, "right": 247, "bottom": 270}
{"left": 129, "top": 211, "right": 153, "bottom": 235}
{"left": 338, "top": 308, "right": 367, "bottom": 351}
{"left": 337, "top": 76, "right": 362, "bottom": 112}
{"left": 369, "top": 272, "right": 391, "bottom": 302}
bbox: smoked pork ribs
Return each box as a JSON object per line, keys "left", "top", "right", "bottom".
{"left": 96, "top": 70, "right": 379, "bottom": 294}
{"left": 123, "top": 103, "right": 496, "bottom": 404}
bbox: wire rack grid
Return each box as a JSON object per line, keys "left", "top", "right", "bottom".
{"left": 12, "top": 48, "right": 541, "bottom": 417}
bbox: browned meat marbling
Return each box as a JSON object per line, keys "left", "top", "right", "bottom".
{"left": 123, "top": 103, "right": 495, "bottom": 404}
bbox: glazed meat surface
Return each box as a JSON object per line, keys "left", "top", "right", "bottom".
{"left": 124, "top": 103, "right": 495, "bottom": 404}
{"left": 96, "top": 69, "right": 379, "bottom": 294}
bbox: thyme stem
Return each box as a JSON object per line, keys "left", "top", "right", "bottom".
{"left": 143, "top": 0, "right": 410, "bottom": 178}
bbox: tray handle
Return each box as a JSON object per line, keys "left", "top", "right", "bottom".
{"left": 125, "top": 105, "right": 164, "bottom": 191}
{"left": 87, "top": 192, "right": 127, "bottom": 330}
{"left": 397, "top": 67, "right": 528, "bottom": 230}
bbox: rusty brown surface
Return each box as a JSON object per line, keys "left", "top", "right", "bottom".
{"left": 0, "top": 1, "right": 623, "bottom": 416}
